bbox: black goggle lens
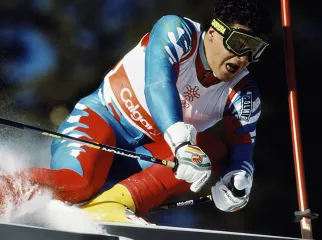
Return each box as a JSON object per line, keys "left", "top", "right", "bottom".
{"left": 225, "top": 32, "right": 268, "bottom": 62}
{"left": 211, "top": 19, "right": 269, "bottom": 62}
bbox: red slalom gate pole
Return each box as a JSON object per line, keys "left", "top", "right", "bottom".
{"left": 280, "top": 0, "right": 317, "bottom": 239}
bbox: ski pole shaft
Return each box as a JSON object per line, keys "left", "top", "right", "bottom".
{"left": 150, "top": 195, "right": 212, "bottom": 212}
{"left": 0, "top": 118, "right": 176, "bottom": 168}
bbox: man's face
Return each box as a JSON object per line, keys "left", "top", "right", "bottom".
{"left": 204, "top": 24, "right": 252, "bottom": 82}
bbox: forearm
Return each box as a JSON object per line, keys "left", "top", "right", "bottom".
{"left": 224, "top": 144, "right": 255, "bottom": 176}
{"left": 145, "top": 80, "right": 183, "bottom": 134}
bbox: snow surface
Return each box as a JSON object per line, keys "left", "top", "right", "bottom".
{"left": 0, "top": 138, "right": 130, "bottom": 239}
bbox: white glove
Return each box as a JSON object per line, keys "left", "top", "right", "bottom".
{"left": 175, "top": 144, "right": 212, "bottom": 192}
{"left": 164, "top": 122, "right": 211, "bottom": 192}
{"left": 211, "top": 170, "right": 252, "bottom": 212}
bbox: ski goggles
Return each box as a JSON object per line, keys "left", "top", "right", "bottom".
{"left": 211, "top": 18, "right": 269, "bottom": 62}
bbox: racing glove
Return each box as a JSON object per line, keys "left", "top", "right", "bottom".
{"left": 211, "top": 170, "right": 252, "bottom": 212}
{"left": 164, "top": 122, "right": 211, "bottom": 192}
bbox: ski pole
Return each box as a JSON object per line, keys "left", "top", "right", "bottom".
{"left": 150, "top": 195, "right": 212, "bottom": 213}
{"left": 0, "top": 118, "right": 176, "bottom": 169}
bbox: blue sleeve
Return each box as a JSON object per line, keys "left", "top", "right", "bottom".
{"left": 144, "top": 15, "right": 196, "bottom": 133}
{"left": 222, "top": 77, "right": 261, "bottom": 177}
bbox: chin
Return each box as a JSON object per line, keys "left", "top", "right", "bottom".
{"left": 217, "top": 74, "right": 234, "bottom": 82}
{"left": 214, "top": 67, "right": 234, "bottom": 82}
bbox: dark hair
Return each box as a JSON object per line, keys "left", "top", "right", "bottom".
{"left": 203, "top": 0, "right": 272, "bottom": 37}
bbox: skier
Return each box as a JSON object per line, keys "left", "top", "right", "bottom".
{"left": 0, "top": 0, "right": 272, "bottom": 224}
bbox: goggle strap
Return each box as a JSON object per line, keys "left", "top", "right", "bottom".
{"left": 211, "top": 19, "right": 231, "bottom": 36}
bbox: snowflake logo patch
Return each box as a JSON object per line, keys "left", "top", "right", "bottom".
{"left": 183, "top": 85, "right": 200, "bottom": 102}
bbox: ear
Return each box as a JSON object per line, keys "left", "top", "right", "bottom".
{"left": 206, "top": 28, "right": 216, "bottom": 42}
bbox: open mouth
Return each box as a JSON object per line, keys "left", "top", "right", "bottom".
{"left": 226, "top": 63, "right": 239, "bottom": 74}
